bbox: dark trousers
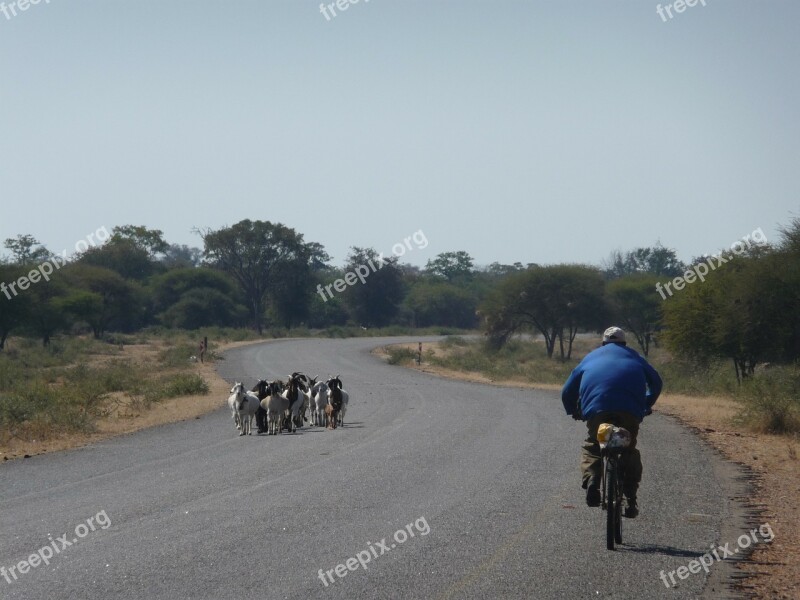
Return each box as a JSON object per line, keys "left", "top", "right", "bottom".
{"left": 581, "top": 411, "right": 642, "bottom": 498}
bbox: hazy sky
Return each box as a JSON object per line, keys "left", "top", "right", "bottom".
{"left": 1, "top": 0, "right": 798, "bottom": 268}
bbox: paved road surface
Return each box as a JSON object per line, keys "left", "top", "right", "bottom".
{"left": 0, "top": 337, "right": 739, "bottom": 599}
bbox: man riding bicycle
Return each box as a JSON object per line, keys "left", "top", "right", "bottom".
{"left": 561, "top": 326, "right": 662, "bottom": 518}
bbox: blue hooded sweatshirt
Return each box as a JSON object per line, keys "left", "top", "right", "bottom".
{"left": 561, "top": 343, "right": 662, "bottom": 422}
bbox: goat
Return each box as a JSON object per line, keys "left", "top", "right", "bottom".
{"left": 324, "top": 402, "right": 335, "bottom": 429}
{"left": 251, "top": 380, "right": 270, "bottom": 434}
{"left": 235, "top": 388, "right": 260, "bottom": 436}
{"left": 310, "top": 380, "right": 328, "bottom": 427}
{"left": 261, "top": 380, "right": 289, "bottom": 435}
{"left": 291, "top": 372, "right": 313, "bottom": 391}
{"left": 326, "top": 376, "right": 349, "bottom": 427}
{"left": 282, "top": 373, "right": 309, "bottom": 433}
{"left": 290, "top": 372, "right": 316, "bottom": 425}
{"left": 227, "top": 382, "right": 246, "bottom": 431}
{"left": 325, "top": 376, "right": 346, "bottom": 430}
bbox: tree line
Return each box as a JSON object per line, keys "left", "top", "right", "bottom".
{"left": 2, "top": 217, "right": 798, "bottom": 385}
{"left": 480, "top": 219, "right": 800, "bottom": 382}
{"left": 0, "top": 221, "right": 489, "bottom": 346}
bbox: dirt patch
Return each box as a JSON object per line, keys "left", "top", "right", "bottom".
{"left": 656, "top": 394, "right": 799, "bottom": 599}
{"left": 377, "top": 342, "right": 800, "bottom": 599}
{"left": 0, "top": 339, "right": 265, "bottom": 463}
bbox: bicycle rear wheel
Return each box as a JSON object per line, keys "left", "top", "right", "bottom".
{"left": 605, "top": 457, "right": 618, "bottom": 550}
{"left": 614, "top": 479, "right": 623, "bottom": 545}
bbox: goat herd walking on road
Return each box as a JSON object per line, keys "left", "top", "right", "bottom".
{"left": 226, "top": 372, "right": 349, "bottom": 436}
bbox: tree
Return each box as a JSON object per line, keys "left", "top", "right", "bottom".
{"left": 78, "top": 225, "right": 168, "bottom": 280}
{"left": 663, "top": 250, "right": 780, "bottom": 382}
{"left": 269, "top": 243, "right": 331, "bottom": 328}
{"left": 306, "top": 290, "right": 349, "bottom": 329}
{"left": 774, "top": 217, "right": 800, "bottom": 360}
{"left": 482, "top": 262, "right": 527, "bottom": 278}
{"left": 200, "top": 220, "right": 318, "bottom": 333}
{"left": 3, "top": 234, "right": 51, "bottom": 265}
{"left": 604, "top": 243, "right": 685, "bottom": 279}
{"left": 405, "top": 281, "right": 477, "bottom": 328}
{"left": 0, "top": 264, "right": 30, "bottom": 349}
{"left": 342, "top": 247, "right": 405, "bottom": 327}
{"left": 481, "top": 264, "right": 606, "bottom": 358}
{"left": 555, "top": 266, "right": 608, "bottom": 358}
{"left": 58, "top": 291, "right": 105, "bottom": 336}
{"left": 161, "top": 244, "right": 203, "bottom": 268}
{"left": 22, "top": 271, "right": 70, "bottom": 346}
{"left": 159, "top": 288, "right": 247, "bottom": 329}
{"left": 80, "top": 238, "right": 154, "bottom": 280}
{"left": 425, "top": 251, "right": 474, "bottom": 282}
{"left": 110, "top": 225, "right": 169, "bottom": 258}
{"left": 606, "top": 274, "right": 663, "bottom": 356}
{"left": 62, "top": 265, "right": 142, "bottom": 337}
{"left": 149, "top": 268, "right": 239, "bottom": 314}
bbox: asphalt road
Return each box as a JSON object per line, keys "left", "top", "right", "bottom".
{"left": 0, "top": 337, "right": 740, "bottom": 599}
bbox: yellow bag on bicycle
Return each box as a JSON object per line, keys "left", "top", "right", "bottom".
{"left": 598, "top": 423, "right": 631, "bottom": 449}
{"left": 597, "top": 423, "right": 614, "bottom": 445}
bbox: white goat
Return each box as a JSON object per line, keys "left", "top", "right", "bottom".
{"left": 261, "top": 380, "right": 289, "bottom": 435}
{"left": 235, "top": 388, "right": 260, "bottom": 436}
{"left": 310, "top": 380, "right": 329, "bottom": 427}
{"left": 227, "top": 382, "right": 246, "bottom": 431}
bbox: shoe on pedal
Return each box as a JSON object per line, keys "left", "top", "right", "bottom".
{"left": 624, "top": 499, "right": 638, "bottom": 518}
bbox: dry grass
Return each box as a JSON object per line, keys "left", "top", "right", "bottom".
{"left": 0, "top": 337, "right": 261, "bottom": 462}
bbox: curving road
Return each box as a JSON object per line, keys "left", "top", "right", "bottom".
{"left": 0, "top": 337, "right": 742, "bottom": 599}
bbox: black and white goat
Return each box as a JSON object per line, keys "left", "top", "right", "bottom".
{"left": 325, "top": 376, "right": 349, "bottom": 429}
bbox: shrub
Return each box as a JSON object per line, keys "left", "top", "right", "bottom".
{"left": 385, "top": 347, "right": 418, "bottom": 365}
{"left": 736, "top": 366, "right": 800, "bottom": 434}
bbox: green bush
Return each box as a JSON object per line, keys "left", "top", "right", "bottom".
{"left": 157, "top": 343, "right": 203, "bottom": 367}
{"left": 736, "top": 366, "right": 800, "bottom": 434}
{"left": 128, "top": 373, "right": 210, "bottom": 407}
{"left": 385, "top": 347, "right": 418, "bottom": 365}
{"left": 160, "top": 373, "right": 209, "bottom": 398}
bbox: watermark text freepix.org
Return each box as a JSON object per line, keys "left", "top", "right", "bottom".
{"left": 320, "top": 0, "right": 370, "bottom": 22}
{"left": 317, "top": 516, "right": 430, "bottom": 587}
{"left": 655, "top": 227, "right": 766, "bottom": 300}
{"left": 1, "top": 510, "right": 112, "bottom": 585}
{"left": 1, "top": 226, "right": 109, "bottom": 301}
{"left": 657, "top": 0, "right": 707, "bottom": 23}
{"left": 659, "top": 522, "right": 774, "bottom": 588}
{"left": 1, "top": 0, "right": 53, "bottom": 22}
{"left": 316, "top": 229, "right": 428, "bottom": 303}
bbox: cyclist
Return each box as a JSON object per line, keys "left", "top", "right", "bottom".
{"left": 561, "top": 326, "right": 662, "bottom": 518}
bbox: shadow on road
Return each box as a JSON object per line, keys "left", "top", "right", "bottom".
{"left": 619, "top": 544, "right": 704, "bottom": 558}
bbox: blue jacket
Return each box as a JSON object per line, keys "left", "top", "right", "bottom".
{"left": 561, "top": 343, "right": 662, "bottom": 422}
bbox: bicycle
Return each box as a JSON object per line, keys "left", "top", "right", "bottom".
{"left": 598, "top": 424, "right": 632, "bottom": 551}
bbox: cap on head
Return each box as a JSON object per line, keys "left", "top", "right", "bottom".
{"left": 602, "top": 326, "right": 626, "bottom": 345}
